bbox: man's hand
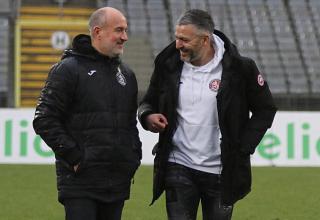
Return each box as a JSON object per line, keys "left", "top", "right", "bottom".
{"left": 73, "top": 163, "right": 80, "bottom": 172}
{"left": 146, "top": 114, "right": 168, "bottom": 133}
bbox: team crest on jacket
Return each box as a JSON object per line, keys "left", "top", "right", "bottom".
{"left": 116, "top": 67, "right": 126, "bottom": 86}
{"left": 209, "top": 79, "right": 220, "bottom": 92}
{"left": 257, "top": 74, "right": 264, "bottom": 86}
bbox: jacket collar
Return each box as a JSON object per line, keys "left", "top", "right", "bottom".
{"left": 61, "top": 34, "right": 121, "bottom": 66}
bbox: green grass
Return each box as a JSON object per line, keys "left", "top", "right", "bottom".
{"left": 0, "top": 165, "right": 319, "bottom": 220}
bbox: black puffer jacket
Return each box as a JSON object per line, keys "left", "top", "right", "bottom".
{"left": 138, "top": 30, "right": 276, "bottom": 206}
{"left": 33, "top": 34, "right": 142, "bottom": 203}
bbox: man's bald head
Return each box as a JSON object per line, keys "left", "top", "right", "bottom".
{"left": 88, "top": 7, "right": 125, "bottom": 36}
{"left": 88, "top": 7, "right": 128, "bottom": 57}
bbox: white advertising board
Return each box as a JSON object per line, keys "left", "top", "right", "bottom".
{"left": 0, "top": 109, "right": 319, "bottom": 166}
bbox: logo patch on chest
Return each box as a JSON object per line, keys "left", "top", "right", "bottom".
{"left": 88, "top": 70, "right": 96, "bottom": 76}
{"left": 116, "top": 67, "right": 126, "bottom": 86}
{"left": 209, "top": 79, "right": 220, "bottom": 92}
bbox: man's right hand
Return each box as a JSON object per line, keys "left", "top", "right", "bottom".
{"left": 146, "top": 113, "right": 168, "bottom": 133}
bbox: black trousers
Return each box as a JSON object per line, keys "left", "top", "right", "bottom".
{"left": 64, "top": 198, "right": 124, "bottom": 220}
{"left": 165, "top": 162, "right": 233, "bottom": 220}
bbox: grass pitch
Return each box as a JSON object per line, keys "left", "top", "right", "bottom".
{"left": 0, "top": 165, "right": 319, "bottom": 220}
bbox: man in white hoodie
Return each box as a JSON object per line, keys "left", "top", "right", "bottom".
{"left": 138, "top": 9, "right": 276, "bottom": 220}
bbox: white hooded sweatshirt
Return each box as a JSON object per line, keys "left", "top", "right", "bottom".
{"left": 169, "top": 34, "right": 225, "bottom": 174}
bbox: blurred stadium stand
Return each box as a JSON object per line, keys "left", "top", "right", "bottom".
{"left": 0, "top": 17, "right": 9, "bottom": 106}
{"left": 0, "top": 0, "right": 17, "bottom": 107}
{"left": 148, "top": 0, "right": 171, "bottom": 57}
{"left": 1, "top": 0, "right": 320, "bottom": 110}
{"left": 121, "top": 36, "right": 153, "bottom": 99}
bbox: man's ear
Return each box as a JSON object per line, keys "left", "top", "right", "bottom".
{"left": 93, "top": 26, "right": 102, "bottom": 39}
{"left": 204, "top": 34, "right": 211, "bottom": 45}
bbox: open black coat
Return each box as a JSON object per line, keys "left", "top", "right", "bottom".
{"left": 138, "top": 30, "right": 277, "bottom": 206}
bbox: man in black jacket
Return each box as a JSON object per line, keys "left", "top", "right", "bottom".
{"left": 33, "top": 7, "right": 141, "bottom": 220}
{"left": 138, "top": 9, "right": 276, "bottom": 220}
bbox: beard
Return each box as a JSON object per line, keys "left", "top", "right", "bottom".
{"left": 179, "top": 48, "right": 199, "bottom": 64}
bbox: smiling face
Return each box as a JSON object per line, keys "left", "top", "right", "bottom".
{"left": 92, "top": 8, "right": 128, "bottom": 57}
{"left": 175, "top": 24, "right": 208, "bottom": 65}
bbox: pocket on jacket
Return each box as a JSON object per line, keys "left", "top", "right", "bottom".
{"left": 74, "top": 161, "right": 86, "bottom": 175}
{"left": 73, "top": 148, "right": 87, "bottom": 175}
{"left": 55, "top": 160, "right": 74, "bottom": 176}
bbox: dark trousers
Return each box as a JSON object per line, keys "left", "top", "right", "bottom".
{"left": 165, "top": 162, "right": 233, "bottom": 220}
{"left": 64, "top": 198, "right": 124, "bottom": 220}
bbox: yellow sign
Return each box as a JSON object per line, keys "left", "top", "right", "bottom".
{"left": 15, "top": 20, "right": 90, "bottom": 107}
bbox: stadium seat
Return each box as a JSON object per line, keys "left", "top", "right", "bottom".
{"left": 289, "top": 0, "right": 320, "bottom": 94}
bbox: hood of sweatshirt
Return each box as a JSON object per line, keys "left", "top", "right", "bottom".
{"left": 183, "top": 33, "right": 225, "bottom": 72}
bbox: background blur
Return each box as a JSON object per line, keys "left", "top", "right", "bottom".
{"left": 1, "top": 0, "right": 320, "bottom": 110}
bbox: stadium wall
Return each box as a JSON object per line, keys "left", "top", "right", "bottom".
{"left": 0, "top": 109, "right": 320, "bottom": 166}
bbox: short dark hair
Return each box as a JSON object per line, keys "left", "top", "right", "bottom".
{"left": 177, "top": 9, "right": 215, "bottom": 33}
